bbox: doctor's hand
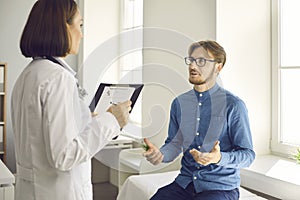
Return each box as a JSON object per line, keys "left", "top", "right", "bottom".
{"left": 189, "top": 141, "right": 221, "bottom": 166}
{"left": 91, "top": 112, "right": 98, "bottom": 117}
{"left": 142, "top": 138, "right": 164, "bottom": 165}
{"left": 107, "top": 100, "right": 132, "bottom": 128}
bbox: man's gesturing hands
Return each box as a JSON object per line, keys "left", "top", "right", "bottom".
{"left": 142, "top": 139, "right": 221, "bottom": 166}
{"left": 142, "top": 138, "right": 163, "bottom": 165}
{"left": 189, "top": 141, "right": 221, "bottom": 166}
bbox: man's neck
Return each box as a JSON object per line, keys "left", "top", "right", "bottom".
{"left": 194, "top": 82, "right": 216, "bottom": 92}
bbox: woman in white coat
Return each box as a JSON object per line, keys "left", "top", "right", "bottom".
{"left": 11, "top": 0, "right": 131, "bottom": 199}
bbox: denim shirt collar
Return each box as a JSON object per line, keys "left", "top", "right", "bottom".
{"left": 193, "top": 83, "right": 220, "bottom": 101}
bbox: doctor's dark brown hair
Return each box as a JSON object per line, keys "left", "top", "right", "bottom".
{"left": 188, "top": 40, "right": 226, "bottom": 67}
{"left": 20, "top": 0, "right": 78, "bottom": 57}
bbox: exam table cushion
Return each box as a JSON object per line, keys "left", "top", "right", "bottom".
{"left": 117, "top": 170, "right": 266, "bottom": 200}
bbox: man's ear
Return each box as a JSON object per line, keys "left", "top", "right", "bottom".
{"left": 215, "top": 63, "right": 223, "bottom": 73}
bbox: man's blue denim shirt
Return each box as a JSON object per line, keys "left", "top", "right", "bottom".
{"left": 160, "top": 84, "right": 255, "bottom": 193}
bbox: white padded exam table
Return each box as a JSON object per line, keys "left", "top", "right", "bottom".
{"left": 117, "top": 170, "right": 266, "bottom": 200}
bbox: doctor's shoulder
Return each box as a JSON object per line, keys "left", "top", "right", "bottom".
{"left": 34, "top": 59, "right": 75, "bottom": 82}
{"left": 28, "top": 59, "right": 77, "bottom": 94}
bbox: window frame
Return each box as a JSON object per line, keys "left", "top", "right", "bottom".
{"left": 271, "top": 0, "right": 299, "bottom": 156}
{"left": 119, "top": 0, "right": 143, "bottom": 125}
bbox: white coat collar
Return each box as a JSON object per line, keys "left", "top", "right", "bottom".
{"left": 33, "top": 56, "right": 76, "bottom": 77}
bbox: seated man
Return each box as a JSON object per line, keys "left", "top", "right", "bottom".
{"left": 143, "top": 40, "right": 255, "bottom": 200}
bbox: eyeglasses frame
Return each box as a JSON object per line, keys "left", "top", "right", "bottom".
{"left": 184, "top": 57, "right": 217, "bottom": 67}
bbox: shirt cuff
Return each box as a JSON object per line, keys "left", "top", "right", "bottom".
{"left": 217, "top": 152, "right": 230, "bottom": 166}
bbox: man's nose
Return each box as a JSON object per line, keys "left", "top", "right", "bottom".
{"left": 190, "top": 61, "right": 198, "bottom": 69}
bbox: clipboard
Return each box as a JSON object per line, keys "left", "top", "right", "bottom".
{"left": 89, "top": 83, "right": 144, "bottom": 114}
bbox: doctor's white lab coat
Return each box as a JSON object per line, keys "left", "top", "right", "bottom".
{"left": 11, "top": 58, "right": 120, "bottom": 200}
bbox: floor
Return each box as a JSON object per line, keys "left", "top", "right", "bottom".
{"left": 93, "top": 182, "right": 118, "bottom": 200}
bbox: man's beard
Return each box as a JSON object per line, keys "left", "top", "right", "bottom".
{"left": 189, "top": 67, "right": 215, "bottom": 85}
{"left": 189, "top": 77, "right": 206, "bottom": 85}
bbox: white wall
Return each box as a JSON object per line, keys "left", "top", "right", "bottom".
{"left": 216, "top": 0, "right": 271, "bottom": 154}
{"left": 80, "top": 0, "right": 120, "bottom": 104}
{"left": 142, "top": 0, "right": 217, "bottom": 146}
{"left": 0, "top": 0, "right": 36, "bottom": 172}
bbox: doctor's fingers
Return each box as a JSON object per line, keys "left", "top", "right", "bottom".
{"left": 117, "top": 112, "right": 130, "bottom": 128}
{"left": 110, "top": 103, "right": 130, "bottom": 116}
{"left": 117, "top": 103, "right": 132, "bottom": 114}
{"left": 91, "top": 112, "right": 98, "bottom": 117}
{"left": 109, "top": 106, "right": 130, "bottom": 128}
{"left": 119, "top": 100, "right": 132, "bottom": 106}
{"left": 118, "top": 100, "right": 132, "bottom": 111}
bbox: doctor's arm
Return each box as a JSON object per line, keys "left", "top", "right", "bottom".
{"left": 42, "top": 73, "right": 130, "bottom": 171}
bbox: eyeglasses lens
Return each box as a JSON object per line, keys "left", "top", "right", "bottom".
{"left": 185, "top": 57, "right": 206, "bottom": 67}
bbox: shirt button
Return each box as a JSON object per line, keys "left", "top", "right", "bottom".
{"left": 197, "top": 118, "right": 200, "bottom": 121}
{"left": 199, "top": 93, "right": 203, "bottom": 97}
{"left": 198, "top": 102, "right": 202, "bottom": 106}
{"left": 197, "top": 166, "right": 200, "bottom": 169}
{"left": 196, "top": 132, "right": 199, "bottom": 136}
{"left": 198, "top": 146, "right": 201, "bottom": 149}
{"left": 194, "top": 176, "right": 197, "bottom": 180}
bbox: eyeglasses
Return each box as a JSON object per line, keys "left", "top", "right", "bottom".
{"left": 184, "top": 57, "right": 216, "bottom": 67}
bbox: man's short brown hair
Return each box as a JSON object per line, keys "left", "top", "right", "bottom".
{"left": 188, "top": 40, "right": 226, "bottom": 67}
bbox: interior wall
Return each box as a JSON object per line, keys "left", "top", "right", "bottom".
{"left": 142, "top": 0, "right": 217, "bottom": 147}
{"left": 216, "top": 0, "right": 271, "bottom": 154}
{"left": 0, "top": 0, "right": 38, "bottom": 172}
{"left": 80, "top": 0, "right": 120, "bottom": 105}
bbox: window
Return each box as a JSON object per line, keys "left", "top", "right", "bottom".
{"left": 272, "top": 0, "right": 300, "bottom": 156}
{"left": 119, "top": 0, "right": 143, "bottom": 125}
